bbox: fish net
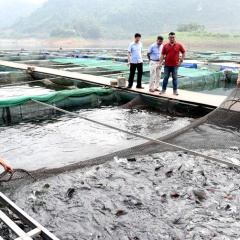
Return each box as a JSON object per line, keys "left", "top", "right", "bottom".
{"left": 0, "top": 85, "right": 240, "bottom": 186}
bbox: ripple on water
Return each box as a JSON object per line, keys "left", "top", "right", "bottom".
{"left": 0, "top": 107, "right": 190, "bottom": 170}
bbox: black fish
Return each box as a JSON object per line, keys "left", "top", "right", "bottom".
{"left": 66, "top": 188, "right": 75, "bottom": 199}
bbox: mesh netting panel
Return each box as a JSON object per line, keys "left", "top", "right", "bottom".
{"left": 120, "top": 93, "right": 213, "bottom": 118}
{"left": 120, "top": 95, "right": 149, "bottom": 109}
{"left": 0, "top": 101, "right": 56, "bottom": 125}
{"left": 157, "top": 85, "right": 240, "bottom": 142}
{"left": 206, "top": 85, "right": 240, "bottom": 129}
{"left": 159, "top": 85, "right": 240, "bottom": 152}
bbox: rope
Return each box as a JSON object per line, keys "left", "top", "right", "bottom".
{"left": 31, "top": 99, "right": 240, "bottom": 169}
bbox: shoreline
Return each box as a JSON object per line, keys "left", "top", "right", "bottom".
{"left": 0, "top": 38, "right": 240, "bottom": 52}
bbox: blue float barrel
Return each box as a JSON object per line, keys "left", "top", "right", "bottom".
{"left": 181, "top": 63, "right": 197, "bottom": 68}
{"left": 220, "top": 66, "right": 236, "bottom": 71}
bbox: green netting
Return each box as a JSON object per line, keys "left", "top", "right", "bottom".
{"left": 178, "top": 74, "right": 221, "bottom": 88}
{"left": 192, "top": 53, "right": 240, "bottom": 61}
{"left": 52, "top": 58, "right": 117, "bottom": 66}
{"left": 177, "top": 67, "right": 223, "bottom": 78}
{"left": 176, "top": 68, "right": 223, "bottom": 88}
{"left": 186, "top": 51, "right": 240, "bottom": 60}
{"left": 51, "top": 58, "right": 149, "bottom": 72}
{"left": 214, "top": 55, "right": 238, "bottom": 60}
{"left": 53, "top": 58, "right": 221, "bottom": 75}
{"left": 51, "top": 58, "right": 225, "bottom": 86}
{"left": 0, "top": 66, "right": 18, "bottom": 72}
{"left": 0, "top": 87, "right": 113, "bottom": 109}
{"left": 57, "top": 59, "right": 128, "bottom": 71}
{"left": 108, "top": 68, "right": 223, "bottom": 86}
{"left": 0, "top": 55, "right": 58, "bottom": 62}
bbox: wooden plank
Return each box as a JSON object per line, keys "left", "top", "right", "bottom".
{"left": 0, "top": 60, "right": 227, "bottom": 107}
{"left": 129, "top": 85, "right": 226, "bottom": 107}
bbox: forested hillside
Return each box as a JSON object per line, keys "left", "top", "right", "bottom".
{"left": 2, "top": 0, "right": 240, "bottom": 39}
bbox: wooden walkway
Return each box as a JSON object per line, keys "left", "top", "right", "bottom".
{"left": 0, "top": 60, "right": 226, "bottom": 107}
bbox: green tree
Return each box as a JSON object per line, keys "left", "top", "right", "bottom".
{"left": 177, "top": 23, "right": 205, "bottom": 32}
{"left": 72, "top": 18, "right": 101, "bottom": 39}
{"left": 50, "top": 28, "right": 77, "bottom": 37}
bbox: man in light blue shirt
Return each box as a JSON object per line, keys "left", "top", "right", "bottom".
{"left": 147, "top": 36, "right": 164, "bottom": 92}
{"left": 126, "top": 33, "right": 144, "bottom": 89}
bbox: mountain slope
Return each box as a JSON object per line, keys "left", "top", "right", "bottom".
{"left": 3, "top": 0, "right": 240, "bottom": 38}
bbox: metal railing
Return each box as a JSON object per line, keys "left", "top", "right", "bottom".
{"left": 0, "top": 192, "right": 59, "bottom": 240}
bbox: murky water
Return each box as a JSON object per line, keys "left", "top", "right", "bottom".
{"left": 0, "top": 106, "right": 190, "bottom": 171}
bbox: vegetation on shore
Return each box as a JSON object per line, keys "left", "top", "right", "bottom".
{"left": 143, "top": 32, "right": 240, "bottom": 51}
{"left": 2, "top": 0, "right": 240, "bottom": 40}
{"left": 2, "top": 31, "right": 240, "bottom": 52}
{"left": 145, "top": 31, "right": 240, "bottom": 43}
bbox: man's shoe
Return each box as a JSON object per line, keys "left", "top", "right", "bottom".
{"left": 154, "top": 88, "right": 160, "bottom": 91}
{"left": 173, "top": 90, "right": 179, "bottom": 95}
{"left": 125, "top": 86, "right": 132, "bottom": 89}
{"left": 136, "top": 86, "right": 144, "bottom": 89}
{"left": 149, "top": 89, "right": 155, "bottom": 92}
{"left": 159, "top": 90, "right": 166, "bottom": 94}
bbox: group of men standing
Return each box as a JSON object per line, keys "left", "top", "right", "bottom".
{"left": 127, "top": 32, "right": 186, "bottom": 95}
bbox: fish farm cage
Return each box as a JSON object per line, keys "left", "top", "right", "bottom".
{"left": 0, "top": 48, "right": 240, "bottom": 239}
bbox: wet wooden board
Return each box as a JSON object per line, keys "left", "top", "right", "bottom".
{"left": 129, "top": 84, "right": 226, "bottom": 107}
{"left": 0, "top": 60, "right": 227, "bottom": 107}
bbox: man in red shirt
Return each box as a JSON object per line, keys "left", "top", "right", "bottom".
{"left": 158, "top": 32, "right": 186, "bottom": 95}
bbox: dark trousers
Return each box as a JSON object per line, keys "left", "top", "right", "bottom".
{"left": 162, "top": 66, "right": 179, "bottom": 91}
{"left": 128, "top": 63, "right": 143, "bottom": 88}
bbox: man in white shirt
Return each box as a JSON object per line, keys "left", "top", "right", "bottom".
{"left": 147, "top": 36, "right": 164, "bottom": 92}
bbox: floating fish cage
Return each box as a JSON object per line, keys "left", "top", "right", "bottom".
{"left": 0, "top": 84, "right": 215, "bottom": 125}
{"left": 0, "top": 49, "right": 239, "bottom": 125}
{"left": 0, "top": 49, "right": 240, "bottom": 240}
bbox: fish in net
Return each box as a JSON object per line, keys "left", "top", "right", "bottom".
{"left": 0, "top": 85, "right": 240, "bottom": 184}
